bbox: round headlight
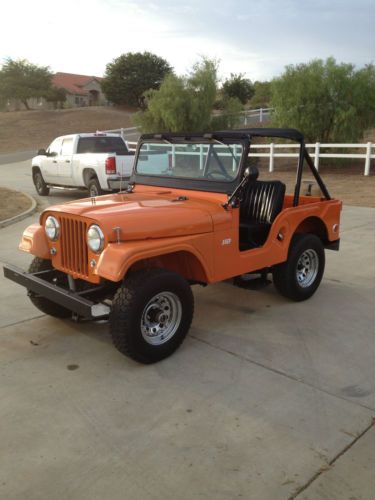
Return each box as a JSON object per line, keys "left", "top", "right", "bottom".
{"left": 87, "top": 224, "right": 104, "bottom": 253}
{"left": 45, "top": 216, "right": 60, "bottom": 241}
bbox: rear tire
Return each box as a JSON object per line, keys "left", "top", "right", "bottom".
{"left": 273, "top": 234, "right": 325, "bottom": 301}
{"left": 88, "top": 178, "right": 104, "bottom": 197}
{"left": 33, "top": 170, "right": 50, "bottom": 196}
{"left": 28, "top": 257, "right": 71, "bottom": 318}
{"left": 110, "top": 268, "right": 194, "bottom": 364}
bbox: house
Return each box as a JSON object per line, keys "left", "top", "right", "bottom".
{"left": 52, "top": 72, "right": 107, "bottom": 107}
{"left": 4, "top": 72, "right": 107, "bottom": 110}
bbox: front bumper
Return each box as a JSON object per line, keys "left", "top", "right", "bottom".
{"left": 3, "top": 264, "right": 110, "bottom": 319}
{"left": 107, "top": 176, "right": 131, "bottom": 190}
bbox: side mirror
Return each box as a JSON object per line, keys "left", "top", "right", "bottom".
{"left": 37, "top": 148, "right": 47, "bottom": 156}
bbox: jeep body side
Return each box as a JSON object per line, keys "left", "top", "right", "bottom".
{"left": 4, "top": 128, "right": 342, "bottom": 363}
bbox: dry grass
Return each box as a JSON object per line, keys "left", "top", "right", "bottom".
{"left": 0, "top": 106, "right": 135, "bottom": 153}
{"left": 0, "top": 188, "right": 32, "bottom": 221}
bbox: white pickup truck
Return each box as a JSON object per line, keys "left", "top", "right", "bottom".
{"left": 32, "top": 133, "right": 135, "bottom": 197}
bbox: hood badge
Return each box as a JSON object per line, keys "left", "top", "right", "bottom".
{"left": 171, "top": 196, "right": 188, "bottom": 202}
{"left": 91, "top": 196, "right": 96, "bottom": 205}
{"left": 113, "top": 227, "right": 121, "bottom": 243}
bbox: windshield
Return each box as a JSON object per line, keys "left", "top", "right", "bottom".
{"left": 136, "top": 141, "right": 243, "bottom": 182}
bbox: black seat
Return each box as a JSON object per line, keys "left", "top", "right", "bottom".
{"left": 240, "top": 179, "right": 286, "bottom": 249}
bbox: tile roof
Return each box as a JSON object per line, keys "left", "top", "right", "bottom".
{"left": 52, "top": 72, "right": 102, "bottom": 96}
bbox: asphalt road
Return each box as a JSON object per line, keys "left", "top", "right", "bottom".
{"left": 1, "top": 158, "right": 375, "bottom": 499}
{"left": 0, "top": 150, "right": 36, "bottom": 165}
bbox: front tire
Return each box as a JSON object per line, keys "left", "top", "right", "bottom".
{"left": 273, "top": 234, "right": 325, "bottom": 301}
{"left": 28, "top": 257, "right": 71, "bottom": 318}
{"left": 33, "top": 170, "right": 50, "bottom": 196}
{"left": 110, "top": 268, "right": 194, "bottom": 364}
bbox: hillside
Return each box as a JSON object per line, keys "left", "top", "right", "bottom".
{"left": 0, "top": 107, "right": 135, "bottom": 153}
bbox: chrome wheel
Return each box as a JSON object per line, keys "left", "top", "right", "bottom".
{"left": 296, "top": 249, "right": 319, "bottom": 288}
{"left": 141, "top": 292, "right": 182, "bottom": 346}
{"left": 35, "top": 174, "right": 43, "bottom": 192}
{"left": 89, "top": 185, "right": 98, "bottom": 197}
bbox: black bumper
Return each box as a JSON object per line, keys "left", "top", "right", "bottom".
{"left": 3, "top": 264, "right": 110, "bottom": 319}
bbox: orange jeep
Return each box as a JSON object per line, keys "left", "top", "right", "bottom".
{"left": 3, "top": 129, "right": 342, "bottom": 363}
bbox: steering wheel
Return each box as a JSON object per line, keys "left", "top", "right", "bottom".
{"left": 207, "top": 170, "right": 232, "bottom": 181}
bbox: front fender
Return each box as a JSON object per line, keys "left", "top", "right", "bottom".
{"left": 96, "top": 234, "right": 213, "bottom": 283}
{"left": 19, "top": 224, "right": 50, "bottom": 259}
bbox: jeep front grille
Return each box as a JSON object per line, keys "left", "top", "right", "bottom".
{"left": 59, "top": 217, "right": 89, "bottom": 278}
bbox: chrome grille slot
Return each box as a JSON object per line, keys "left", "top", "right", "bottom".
{"left": 59, "top": 216, "right": 88, "bottom": 277}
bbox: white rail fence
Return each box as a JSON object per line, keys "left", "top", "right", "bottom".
{"left": 247, "top": 142, "right": 374, "bottom": 176}
{"left": 124, "top": 140, "right": 373, "bottom": 176}
{"left": 104, "top": 126, "right": 374, "bottom": 176}
{"left": 240, "top": 107, "right": 273, "bottom": 125}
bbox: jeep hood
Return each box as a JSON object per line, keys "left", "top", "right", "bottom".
{"left": 46, "top": 189, "right": 227, "bottom": 240}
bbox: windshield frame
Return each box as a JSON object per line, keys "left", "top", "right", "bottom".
{"left": 131, "top": 135, "right": 250, "bottom": 194}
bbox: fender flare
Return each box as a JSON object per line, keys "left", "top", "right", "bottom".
{"left": 96, "top": 239, "right": 212, "bottom": 283}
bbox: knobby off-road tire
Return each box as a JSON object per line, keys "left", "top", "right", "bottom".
{"left": 33, "top": 170, "right": 50, "bottom": 196}
{"left": 273, "top": 234, "right": 325, "bottom": 301}
{"left": 28, "top": 257, "right": 71, "bottom": 318}
{"left": 88, "top": 178, "right": 104, "bottom": 197}
{"left": 110, "top": 268, "right": 194, "bottom": 364}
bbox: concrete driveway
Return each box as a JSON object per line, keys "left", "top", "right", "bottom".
{"left": 1, "top": 159, "right": 375, "bottom": 499}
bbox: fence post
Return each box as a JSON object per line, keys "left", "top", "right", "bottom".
{"left": 364, "top": 142, "right": 372, "bottom": 176}
{"left": 171, "top": 144, "right": 176, "bottom": 168}
{"left": 232, "top": 145, "right": 237, "bottom": 172}
{"left": 260, "top": 108, "right": 263, "bottom": 123}
{"left": 269, "top": 143, "right": 274, "bottom": 172}
{"left": 120, "top": 128, "right": 124, "bottom": 140}
{"left": 199, "top": 145, "right": 204, "bottom": 170}
{"left": 244, "top": 113, "right": 248, "bottom": 126}
{"left": 314, "top": 142, "right": 320, "bottom": 171}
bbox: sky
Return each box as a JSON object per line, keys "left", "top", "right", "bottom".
{"left": 1, "top": 0, "right": 374, "bottom": 81}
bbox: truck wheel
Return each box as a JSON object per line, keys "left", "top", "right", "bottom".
{"left": 272, "top": 234, "right": 325, "bottom": 301}
{"left": 28, "top": 257, "right": 71, "bottom": 318}
{"left": 33, "top": 170, "right": 50, "bottom": 196}
{"left": 88, "top": 178, "right": 104, "bottom": 197}
{"left": 110, "top": 268, "right": 194, "bottom": 364}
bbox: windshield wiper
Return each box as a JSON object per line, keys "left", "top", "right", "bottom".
{"left": 211, "top": 139, "right": 240, "bottom": 168}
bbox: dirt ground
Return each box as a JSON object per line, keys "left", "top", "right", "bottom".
{"left": 0, "top": 107, "right": 134, "bottom": 153}
{"left": 0, "top": 187, "right": 32, "bottom": 221}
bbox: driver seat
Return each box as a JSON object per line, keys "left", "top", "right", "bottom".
{"left": 239, "top": 168, "right": 286, "bottom": 249}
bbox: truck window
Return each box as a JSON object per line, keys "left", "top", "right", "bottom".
{"left": 77, "top": 137, "right": 128, "bottom": 155}
{"left": 47, "top": 138, "right": 63, "bottom": 156}
{"left": 61, "top": 138, "right": 74, "bottom": 156}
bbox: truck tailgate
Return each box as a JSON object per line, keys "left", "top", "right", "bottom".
{"left": 116, "top": 154, "right": 134, "bottom": 177}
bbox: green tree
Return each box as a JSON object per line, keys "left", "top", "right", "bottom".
{"left": 135, "top": 58, "right": 243, "bottom": 132}
{"left": 102, "top": 51, "right": 172, "bottom": 108}
{"left": 45, "top": 87, "right": 67, "bottom": 109}
{"left": 250, "top": 81, "right": 271, "bottom": 108}
{"left": 222, "top": 73, "right": 254, "bottom": 105}
{"left": 271, "top": 58, "right": 375, "bottom": 142}
{"left": 0, "top": 59, "right": 52, "bottom": 110}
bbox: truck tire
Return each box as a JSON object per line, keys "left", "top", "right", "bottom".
{"left": 28, "top": 257, "right": 71, "bottom": 318}
{"left": 33, "top": 169, "right": 50, "bottom": 196}
{"left": 110, "top": 268, "right": 194, "bottom": 364}
{"left": 88, "top": 178, "right": 104, "bottom": 197}
{"left": 272, "top": 234, "right": 325, "bottom": 301}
